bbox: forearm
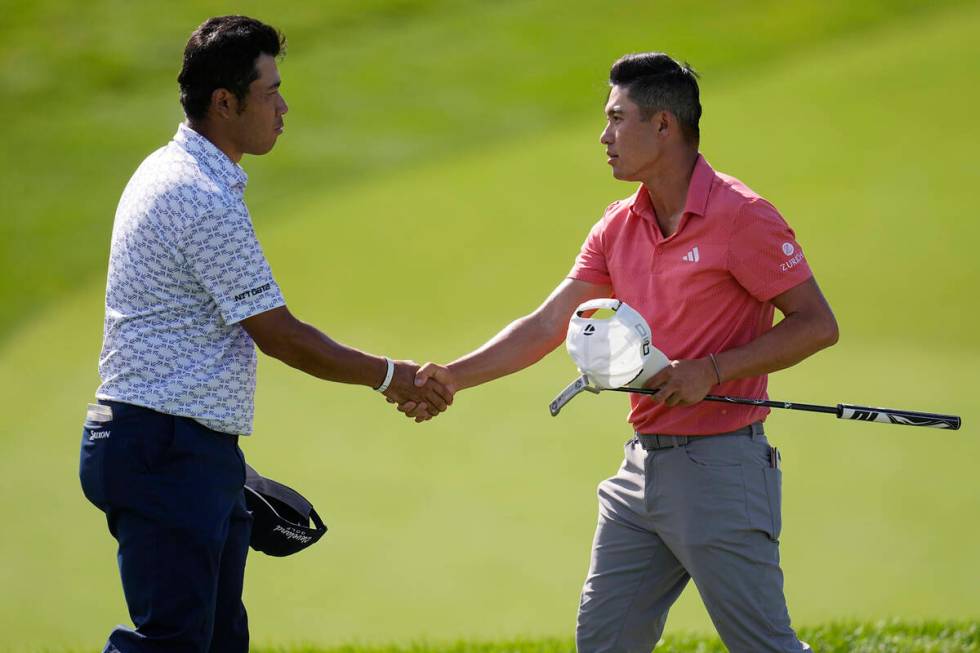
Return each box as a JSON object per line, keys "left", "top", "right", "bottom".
{"left": 448, "top": 313, "right": 565, "bottom": 391}
{"left": 261, "top": 319, "right": 386, "bottom": 388}
{"left": 714, "top": 309, "right": 838, "bottom": 383}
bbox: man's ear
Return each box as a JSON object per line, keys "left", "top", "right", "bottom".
{"left": 655, "top": 110, "right": 670, "bottom": 135}
{"left": 210, "top": 88, "right": 237, "bottom": 120}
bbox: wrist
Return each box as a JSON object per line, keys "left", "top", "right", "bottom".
{"left": 445, "top": 362, "right": 467, "bottom": 392}
{"left": 706, "top": 353, "right": 723, "bottom": 385}
{"left": 374, "top": 357, "right": 395, "bottom": 393}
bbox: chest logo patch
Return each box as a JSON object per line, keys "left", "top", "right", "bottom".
{"left": 681, "top": 246, "right": 700, "bottom": 263}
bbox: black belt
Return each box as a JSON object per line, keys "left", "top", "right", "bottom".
{"left": 636, "top": 422, "right": 764, "bottom": 451}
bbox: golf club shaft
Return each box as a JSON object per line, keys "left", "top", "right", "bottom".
{"left": 604, "top": 387, "right": 961, "bottom": 430}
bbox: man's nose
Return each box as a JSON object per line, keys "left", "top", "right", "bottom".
{"left": 599, "top": 125, "right": 612, "bottom": 145}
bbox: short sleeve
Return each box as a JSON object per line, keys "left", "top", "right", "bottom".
{"left": 179, "top": 203, "right": 286, "bottom": 324}
{"left": 728, "top": 198, "right": 813, "bottom": 302}
{"left": 568, "top": 205, "right": 616, "bottom": 285}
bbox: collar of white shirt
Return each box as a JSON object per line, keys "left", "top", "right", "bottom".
{"left": 173, "top": 123, "right": 248, "bottom": 197}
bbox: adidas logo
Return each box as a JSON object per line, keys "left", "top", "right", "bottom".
{"left": 681, "top": 246, "right": 700, "bottom": 263}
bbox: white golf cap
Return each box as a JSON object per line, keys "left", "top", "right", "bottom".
{"left": 566, "top": 299, "right": 670, "bottom": 389}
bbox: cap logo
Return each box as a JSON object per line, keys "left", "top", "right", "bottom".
{"left": 273, "top": 524, "right": 314, "bottom": 544}
{"left": 566, "top": 299, "right": 667, "bottom": 389}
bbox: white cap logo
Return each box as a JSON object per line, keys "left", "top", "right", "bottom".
{"left": 566, "top": 299, "right": 669, "bottom": 389}
{"left": 782, "top": 242, "right": 795, "bottom": 256}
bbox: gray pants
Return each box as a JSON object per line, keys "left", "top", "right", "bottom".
{"left": 576, "top": 425, "right": 809, "bottom": 653}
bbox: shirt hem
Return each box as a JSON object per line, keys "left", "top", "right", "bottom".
{"left": 223, "top": 294, "right": 287, "bottom": 325}
{"left": 757, "top": 271, "right": 814, "bottom": 303}
{"left": 94, "top": 392, "right": 249, "bottom": 436}
{"left": 567, "top": 270, "right": 612, "bottom": 286}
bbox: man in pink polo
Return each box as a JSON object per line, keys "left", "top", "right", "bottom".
{"left": 407, "top": 53, "right": 838, "bottom": 652}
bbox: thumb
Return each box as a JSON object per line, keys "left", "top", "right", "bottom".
{"left": 415, "top": 362, "right": 435, "bottom": 387}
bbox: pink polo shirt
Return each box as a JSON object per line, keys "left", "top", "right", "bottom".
{"left": 568, "top": 155, "right": 813, "bottom": 435}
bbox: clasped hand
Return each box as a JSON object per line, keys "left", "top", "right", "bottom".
{"left": 642, "top": 358, "right": 717, "bottom": 406}
{"left": 386, "top": 362, "right": 457, "bottom": 422}
{"left": 382, "top": 361, "right": 456, "bottom": 422}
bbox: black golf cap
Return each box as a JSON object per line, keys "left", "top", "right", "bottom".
{"left": 244, "top": 463, "right": 327, "bottom": 557}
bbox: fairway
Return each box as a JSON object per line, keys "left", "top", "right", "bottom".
{"left": 2, "top": 2, "right": 978, "bottom": 651}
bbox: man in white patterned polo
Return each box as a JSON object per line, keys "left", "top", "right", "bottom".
{"left": 79, "top": 16, "right": 452, "bottom": 653}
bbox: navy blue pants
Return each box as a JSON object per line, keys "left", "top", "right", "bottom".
{"left": 80, "top": 401, "right": 252, "bottom": 653}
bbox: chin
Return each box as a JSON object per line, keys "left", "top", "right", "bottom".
{"left": 249, "top": 140, "right": 278, "bottom": 156}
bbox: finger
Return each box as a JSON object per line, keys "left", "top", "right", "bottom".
{"left": 422, "top": 384, "right": 449, "bottom": 412}
{"left": 426, "top": 378, "right": 454, "bottom": 406}
{"left": 407, "top": 402, "right": 429, "bottom": 419}
{"left": 662, "top": 387, "right": 683, "bottom": 407}
{"left": 645, "top": 383, "right": 666, "bottom": 403}
{"left": 398, "top": 401, "right": 417, "bottom": 414}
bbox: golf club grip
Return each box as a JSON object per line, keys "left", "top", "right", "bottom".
{"left": 837, "top": 404, "right": 961, "bottom": 430}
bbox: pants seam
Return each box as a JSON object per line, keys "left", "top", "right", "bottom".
{"left": 609, "top": 542, "right": 664, "bottom": 651}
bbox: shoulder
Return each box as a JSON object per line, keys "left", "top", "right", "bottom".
{"left": 595, "top": 192, "right": 636, "bottom": 229}
{"left": 712, "top": 170, "right": 762, "bottom": 206}
{"left": 127, "top": 144, "right": 235, "bottom": 214}
{"left": 709, "top": 170, "right": 785, "bottom": 226}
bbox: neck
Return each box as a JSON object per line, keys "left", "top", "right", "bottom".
{"left": 186, "top": 119, "right": 243, "bottom": 164}
{"left": 641, "top": 147, "right": 699, "bottom": 237}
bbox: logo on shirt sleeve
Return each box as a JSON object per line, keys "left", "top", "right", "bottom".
{"left": 780, "top": 243, "right": 805, "bottom": 272}
{"left": 234, "top": 282, "right": 272, "bottom": 302}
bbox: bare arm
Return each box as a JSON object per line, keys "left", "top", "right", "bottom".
{"left": 715, "top": 277, "right": 839, "bottom": 381}
{"left": 645, "top": 277, "right": 839, "bottom": 406}
{"left": 241, "top": 305, "right": 451, "bottom": 412}
{"left": 413, "top": 278, "right": 611, "bottom": 395}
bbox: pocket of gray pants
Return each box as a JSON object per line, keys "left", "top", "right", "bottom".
{"left": 744, "top": 465, "right": 782, "bottom": 541}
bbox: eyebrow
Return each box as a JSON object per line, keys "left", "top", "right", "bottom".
{"left": 268, "top": 80, "right": 282, "bottom": 90}
{"left": 606, "top": 105, "right": 623, "bottom": 117}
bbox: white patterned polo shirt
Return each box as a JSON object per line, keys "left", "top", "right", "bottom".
{"left": 96, "top": 123, "right": 286, "bottom": 435}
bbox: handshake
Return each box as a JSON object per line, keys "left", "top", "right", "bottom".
{"left": 381, "top": 361, "right": 456, "bottom": 422}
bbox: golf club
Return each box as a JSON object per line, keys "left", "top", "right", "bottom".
{"left": 549, "top": 374, "right": 961, "bottom": 430}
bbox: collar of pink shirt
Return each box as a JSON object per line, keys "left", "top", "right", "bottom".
{"left": 627, "top": 154, "right": 714, "bottom": 240}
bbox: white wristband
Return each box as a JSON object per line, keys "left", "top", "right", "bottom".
{"left": 375, "top": 357, "right": 395, "bottom": 393}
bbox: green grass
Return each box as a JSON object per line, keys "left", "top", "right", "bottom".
{"left": 3, "top": 2, "right": 980, "bottom": 652}
{"left": 50, "top": 621, "right": 980, "bottom": 652}
{"left": 247, "top": 620, "right": 979, "bottom": 652}
{"left": 0, "top": 0, "right": 968, "bottom": 337}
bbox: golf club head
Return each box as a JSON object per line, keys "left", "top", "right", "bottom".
{"left": 549, "top": 374, "right": 600, "bottom": 417}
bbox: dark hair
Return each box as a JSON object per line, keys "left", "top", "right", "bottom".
{"left": 178, "top": 16, "right": 286, "bottom": 120}
{"left": 609, "top": 53, "right": 701, "bottom": 142}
